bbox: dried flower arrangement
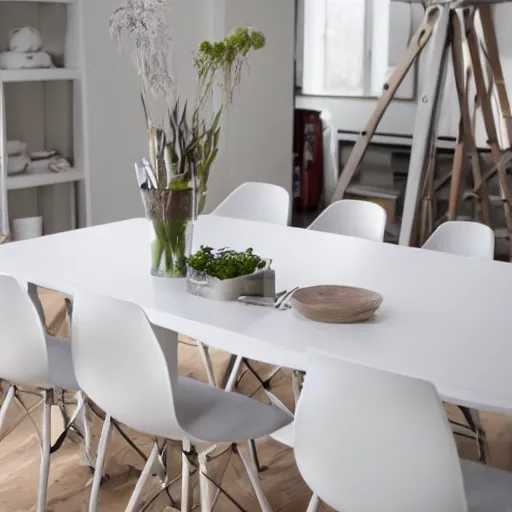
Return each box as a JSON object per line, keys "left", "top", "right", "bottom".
{"left": 110, "top": 0, "right": 265, "bottom": 277}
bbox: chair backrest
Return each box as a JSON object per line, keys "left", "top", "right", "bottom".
{"left": 0, "top": 274, "right": 50, "bottom": 387}
{"left": 422, "top": 221, "right": 494, "bottom": 260}
{"left": 71, "top": 291, "right": 184, "bottom": 439}
{"left": 212, "top": 182, "right": 290, "bottom": 225}
{"left": 308, "top": 200, "right": 387, "bottom": 242}
{"left": 294, "top": 352, "right": 468, "bottom": 512}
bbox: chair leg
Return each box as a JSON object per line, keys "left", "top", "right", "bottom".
{"left": 36, "top": 390, "right": 51, "bottom": 512}
{"left": 196, "top": 341, "right": 217, "bottom": 387}
{"left": 75, "top": 391, "right": 94, "bottom": 468}
{"left": 89, "top": 413, "right": 112, "bottom": 512}
{"left": 248, "top": 438, "right": 267, "bottom": 473}
{"left": 126, "top": 441, "right": 159, "bottom": 512}
{"left": 198, "top": 445, "right": 216, "bottom": 512}
{"left": 0, "top": 385, "right": 15, "bottom": 434}
{"left": 221, "top": 354, "right": 239, "bottom": 389}
{"left": 181, "top": 439, "right": 191, "bottom": 512}
{"left": 459, "top": 406, "right": 490, "bottom": 464}
{"left": 235, "top": 443, "right": 272, "bottom": 512}
{"left": 225, "top": 355, "right": 244, "bottom": 392}
{"left": 306, "top": 493, "right": 319, "bottom": 512}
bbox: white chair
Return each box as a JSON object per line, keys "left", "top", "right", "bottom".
{"left": 308, "top": 199, "right": 387, "bottom": 242}
{"left": 71, "top": 291, "right": 292, "bottom": 512}
{"left": 269, "top": 199, "right": 388, "bottom": 449}
{"left": 423, "top": 220, "right": 495, "bottom": 462}
{"left": 200, "top": 182, "right": 291, "bottom": 393}
{"left": 294, "top": 352, "right": 512, "bottom": 512}
{"left": 0, "top": 274, "right": 84, "bottom": 512}
{"left": 422, "top": 221, "right": 495, "bottom": 260}
{"left": 212, "top": 181, "right": 290, "bottom": 226}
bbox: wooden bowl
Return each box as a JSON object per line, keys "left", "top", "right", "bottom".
{"left": 290, "top": 285, "right": 383, "bottom": 323}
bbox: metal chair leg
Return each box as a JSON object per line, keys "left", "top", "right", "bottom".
{"left": 89, "top": 414, "right": 112, "bottom": 512}
{"left": 198, "top": 445, "right": 216, "bottom": 512}
{"left": 248, "top": 438, "right": 267, "bottom": 473}
{"left": 126, "top": 441, "right": 160, "bottom": 512}
{"left": 36, "top": 390, "right": 51, "bottom": 512}
{"left": 74, "top": 391, "right": 95, "bottom": 468}
{"left": 459, "top": 406, "right": 490, "bottom": 464}
{"left": 181, "top": 439, "right": 192, "bottom": 512}
{"left": 234, "top": 443, "right": 272, "bottom": 512}
{"left": 196, "top": 341, "right": 217, "bottom": 387}
{"left": 0, "top": 385, "right": 15, "bottom": 434}
{"left": 221, "top": 354, "right": 239, "bottom": 389}
{"left": 224, "top": 355, "right": 244, "bottom": 393}
{"left": 243, "top": 359, "right": 268, "bottom": 389}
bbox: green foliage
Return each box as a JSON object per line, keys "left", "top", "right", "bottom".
{"left": 194, "top": 27, "right": 266, "bottom": 72}
{"left": 139, "top": 25, "right": 264, "bottom": 210}
{"left": 151, "top": 218, "right": 190, "bottom": 277}
{"left": 145, "top": 98, "right": 204, "bottom": 190}
{"left": 188, "top": 246, "right": 266, "bottom": 280}
{"left": 193, "top": 26, "right": 266, "bottom": 122}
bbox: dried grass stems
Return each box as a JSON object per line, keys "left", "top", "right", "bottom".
{"left": 110, "top": 2, "right": 265, "bottom": 206}
{"left": 109, "top": 0, "right": 175, "bottom": 102}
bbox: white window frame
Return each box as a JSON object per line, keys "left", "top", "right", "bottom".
{"left": 302, "top": 0, "right": 374, "bottom": 97}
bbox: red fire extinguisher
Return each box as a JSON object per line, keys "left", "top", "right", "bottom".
{"left": 293, "top": 109, "right": 323, "bottom": 212}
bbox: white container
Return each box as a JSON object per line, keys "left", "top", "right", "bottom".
{"left": 12, "top": 216, "right": 43, "bottom": 241}
{"left": 187, "top": 263, "right": 276, "bottom": 301}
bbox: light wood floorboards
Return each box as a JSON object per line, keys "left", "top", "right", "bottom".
{"left": 0, "top": 290, "right": 511, "bottom": 511}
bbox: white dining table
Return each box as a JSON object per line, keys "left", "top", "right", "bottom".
{"left": 0, "top": 216, "right": 511, "bottom": 415}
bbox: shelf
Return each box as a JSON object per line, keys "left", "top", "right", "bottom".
{"left": 0, "top": 68, "right": 79, "bottom": 83}
{"left": 0, "top": 0, "right": 75, "bottom": 3}
{"left": 7, "top": 168, "right": 84, "bottom": 190}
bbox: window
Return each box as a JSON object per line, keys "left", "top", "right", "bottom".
{"left": 324, "top": 0, "right": 367, "bottom": 94}
{"left": 297, "top": 0, "right": 416, "bottom": 99}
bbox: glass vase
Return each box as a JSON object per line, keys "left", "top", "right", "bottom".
{"left": 142, "top": 188, "right": 196, "bottom": 278}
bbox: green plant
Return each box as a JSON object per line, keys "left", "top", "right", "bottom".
{"left": 193, "top": 27, "right": 266, "bottom": 121}
{"left": 110, "top": 2, "right": 266, "bottom": 279}
{"left": 188, "top": 246, "right": 266, "bottom": 280}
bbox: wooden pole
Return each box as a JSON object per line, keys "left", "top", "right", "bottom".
{"left": 330, "top": 5, "right": 441, "bottom": 203}
{"left": 450, "top": 9, "right": 492, "bottom": 225}
{"left": 465, "top": 7, "right": 512, "bottom": 260}
{"left": 399, "top": 5, "right": 451, "bottom": 246}
{"left": 478, "top": 4, "right": 512, "bottom": 145}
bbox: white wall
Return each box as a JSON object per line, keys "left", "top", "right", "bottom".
{"left": 81, "top": 0, "right": 146, "bottom": 225}
{"left": 82, "top": 0, "right": 213, "bottom": 226}
{"left": 205, "top": 0, "right": 295, "bottom": 211}
{"left": 81, "top": 0, "right": 294, "bottom": 224}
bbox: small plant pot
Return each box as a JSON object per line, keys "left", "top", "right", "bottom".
{"left": 187, "top": 263, "right": 275, "bottom": 301}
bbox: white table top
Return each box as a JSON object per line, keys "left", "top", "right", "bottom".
{"left": 0, "top": 216, "right": 511, "bottom": 414}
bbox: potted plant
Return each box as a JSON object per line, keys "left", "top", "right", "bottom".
{"left": 109, "top": 0, "right": 265, "bottom": 277}
{"left": 187, "top": 246, "right": 275, "bottom": 301}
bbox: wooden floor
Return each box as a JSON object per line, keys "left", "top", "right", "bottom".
{"left": 1, "top": 290, "right": 512, "bottom": 511}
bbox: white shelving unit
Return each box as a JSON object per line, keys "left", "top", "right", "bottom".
{"left": 0, "top": 67, "right": 79, "bottom": 82}
{"left": 0, "top": 0, "right": 75, "bottom": 3}
{"left": 7, "top": 167, "right": 84, "bottom": 190}
{"left": 0, "top": 0, "right": 89, "bottom": 238}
